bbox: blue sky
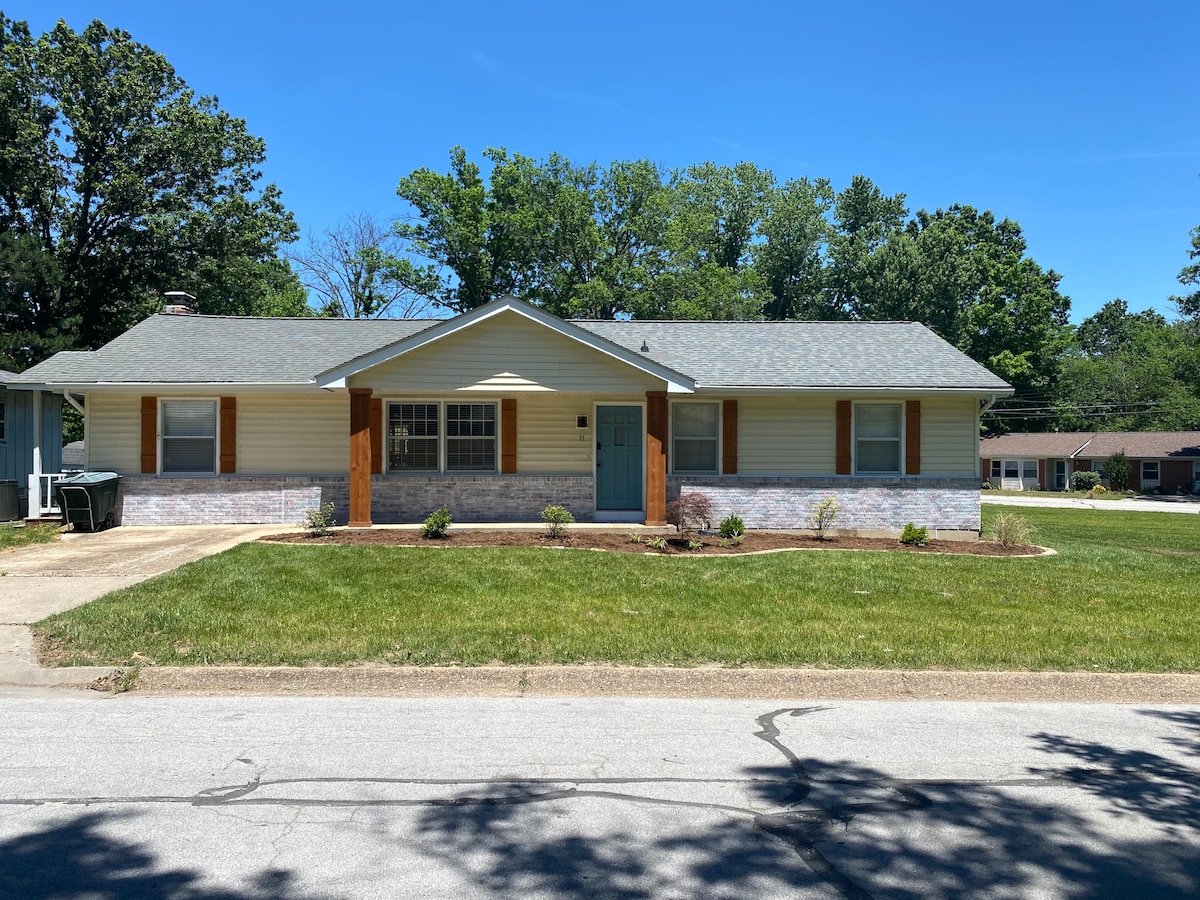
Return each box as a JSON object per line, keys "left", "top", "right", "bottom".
{"left": 12, "top": 1, "right": 1200, "bottom": 323}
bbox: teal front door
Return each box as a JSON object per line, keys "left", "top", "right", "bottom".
{"left": 596, "top": 406, "right": 643, "bottom": 510}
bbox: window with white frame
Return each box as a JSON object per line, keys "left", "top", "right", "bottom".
{"left": 1142, "top": 460, "right": 1160, "bottom": 483}
{"left": 855, "top": 404, "right": 901, "bottom": 474}
{"left": 671, "top": 402, "right": 719, "bottom": 473}
{"left": 387, "top": 402, "right": 496, "bottom": 473}
{"left": 160, "top": 400, "right": 217, "bottom": 474}
{"left": 990, "top": 460, "right": 1001, "bottom": 478}
{"left": 445, "top": 403, "right": 496, "bottom": 471}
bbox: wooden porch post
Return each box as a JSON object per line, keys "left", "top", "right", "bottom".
{"left": 349, "top": 388, "right": 373, "bottom": 528}
{"left": 646, "top": 390, "right": 668, "bottom": 526}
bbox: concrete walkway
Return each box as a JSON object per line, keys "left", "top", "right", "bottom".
{"left": 0, "top": 525, "right": 278, "bottom": 687}
{"left": 982, "top": 494, "right": 1200, "bottom": 514}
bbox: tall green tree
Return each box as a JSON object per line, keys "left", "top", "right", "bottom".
{"left": 754, "top": 176, "right": 834, "bottom": 320}
{"left": 0, "top": 16, "right": 300, "bottom": 369}
{"left": 824, "top": 175, "right": 908, "bottom": 318}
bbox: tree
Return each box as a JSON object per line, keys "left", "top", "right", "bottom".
{"left": 755, "top": 176, "right": 834, "bottom": 320}
{"left": 1173, "top": 224, "right": 1200, "bottom": 319}
{"left": 1075, "top": 299, "right": 1167, "bottom": 356}
{"left": 290, "top": 213, "right": 436, "bottom": 318}
{"left": 824, "top": 175, "right": 908, "bottom": 318}
{"left": 0, "top": 16, "right": 299, "bottom": 367}
{"left": 1101, "top": 451, "right": 1132, "bottom": 491}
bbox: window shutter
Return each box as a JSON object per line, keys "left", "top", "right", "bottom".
{"left": 141, "top": 396, "right": 157, "bottom": 473}
{"left": 501, "top": 399, "right": 517, "bottom": 473}
{"left": 835, "top": 400, "right": 851, "bottom": 475}
{"left": 722, "top": 400, "right": 737, "bottom": 475}
{"left": 220, "top": 397, "right": 237, "bottom": 474}
{"left": 370, "top": 398, "right": 382, "bottom": 475}
{"left": 905, "top": 400, "right": 921, "bottom": 475}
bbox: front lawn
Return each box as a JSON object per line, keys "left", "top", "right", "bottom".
{"left": 33, "top": 507, "right": 1200, "bottom": 671}
{"left": 0, "top": 523, "right": 60, "bottom": 551}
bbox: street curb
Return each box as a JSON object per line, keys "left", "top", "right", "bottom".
{"left": 129, "top": 666, "right": 1200, "bottom": 703}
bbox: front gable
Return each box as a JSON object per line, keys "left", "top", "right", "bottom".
{"left": 336, "top": 301, "right": 691, "bottom": 394}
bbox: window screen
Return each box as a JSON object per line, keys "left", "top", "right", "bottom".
{"left": 672, "top": 403, "right": 718, "bottom": 473}
{"left": 445, "top": 403, "right": 496, "bottom": 471}
{"left": 161, "top": 400, "right": 216, "bottom": 474}
{"left": 855, "top": 404, "right": 900, "bottom": 474}
{"left": 388, "top": 403, "right": 439, "bottom": 471}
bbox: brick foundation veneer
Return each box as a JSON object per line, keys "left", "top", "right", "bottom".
{"left": 668, "top": 475, "right": 982, "bottom": 537}
{"left": 116, "top": 475, "right": 595, "bottom": 526}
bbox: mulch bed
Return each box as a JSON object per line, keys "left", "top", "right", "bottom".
{"left": 260, "top": 529, "right": 1041, "bottom": 557}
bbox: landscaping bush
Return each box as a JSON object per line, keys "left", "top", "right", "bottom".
{"left": 301, "top": 502, "right": 336, "bottom": 537}
{"left": 809, "top": 496, "right": 839, "bottom": 540}
{"left": 541, "top": 504, "right": 574, "bottom": 540}
{"left": 420, "top": 506, "right": 452, "bottom": 539}
{"left": 1070, "top": 471, "right": 1101, "bottom": 492}
{"left": 1101, "top": 451, "right": 1132, "bottom": 492}
{"left": 900, "top": 523, "right": 928, "bottom": 546}
{"left": 665, "top": 492, "right": 714, "bottom": 534}
{"left": 989, "top": 511, "right": 1033, "bottom": 548}
{"left": 718, "top": 513, "right": 745, "bottom": 539}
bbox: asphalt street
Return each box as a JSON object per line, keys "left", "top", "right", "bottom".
{"left": 1, "top": 694, "right": 1197, "bottom": 899}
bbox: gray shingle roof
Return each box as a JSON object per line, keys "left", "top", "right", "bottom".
{"left": 0, "top": 368, "right": 16, "bottom": 384}
{"left": 12, "top": 305, "right": 1010, "bottom": 392}
{"left": 577, "top": 320, "right": 1010, "bottom": 389}
{"left": 15, "top": 315, "right": 431, "bottom": 385}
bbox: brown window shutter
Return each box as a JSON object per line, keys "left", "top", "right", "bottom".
{"left": 905, "top": 400, "right": 921, "bottom": 475}
{"left": 219, "top": 397, "right": 237, "bottom": 474}
{"left": 501, "top": 399, "right": 517, "bottom": 473}
{"left": 721, "top": 399, "right": 737, "bottom": 474}
{"left": 370, "top": 398, "right": 383, "bottom": 475}
{"left": 140, "top": 396, "right": 157, "bottom": 474}
{"left": 835, "top": 400, "right": 852, "bottom": 475}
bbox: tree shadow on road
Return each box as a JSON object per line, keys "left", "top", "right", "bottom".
{"left": 0, "top": 809, "right": 325, "bottom": 900}
{"left": 412, "top": 706, "right": 1200, "bottom": 900}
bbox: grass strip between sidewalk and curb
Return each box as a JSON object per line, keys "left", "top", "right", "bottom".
{"left": 32, "top": 507, "right": 1200, "bottom": 673}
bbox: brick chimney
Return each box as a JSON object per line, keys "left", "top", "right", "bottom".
{"left": 163, "top": 291, "right": 197, "bottom": 315}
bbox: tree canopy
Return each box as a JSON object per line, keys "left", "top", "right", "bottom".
{"left": 395, "top": 146, "right": 1072, "bottom": 400}
{"left": 0, "top": 16, "right": 304, "bottom": 370}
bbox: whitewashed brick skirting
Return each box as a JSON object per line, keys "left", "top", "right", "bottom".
{"left": 668, "top": 476, "right": 982, "bottom": 535}
{"left": 116, "top": 475, "right": 596, "bottom": 526}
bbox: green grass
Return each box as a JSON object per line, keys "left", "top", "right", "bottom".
{"left": 0, "top": 523, "right": 60, "bottom": 551}
{"left": 33, "top": 507, "right": 1200, "bottom": 672}
{"left": 983, "top": 488, "right": 1137, "bottom": 500}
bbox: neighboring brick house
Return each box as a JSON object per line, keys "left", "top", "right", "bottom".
{"left": 12, "top": 296, "right": 1012, "bottom": 537}
{"left": 981, "top": 432, "right": 1200, "bottom": 492}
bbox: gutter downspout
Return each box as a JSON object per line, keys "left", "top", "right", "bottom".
{"left": 63, "top": 389, "right": 85, "bottom": 415}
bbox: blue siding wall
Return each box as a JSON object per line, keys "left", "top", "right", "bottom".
{"left": 0, "top": 387, "right": 64, "bottom": 489}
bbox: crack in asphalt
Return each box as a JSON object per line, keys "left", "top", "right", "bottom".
{"left": 0, "top": 706, "right": 1185, "bottom": 899}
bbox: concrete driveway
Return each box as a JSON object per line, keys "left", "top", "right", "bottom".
{"left": 0, "top": 525, "right": 278, "bottom": 687}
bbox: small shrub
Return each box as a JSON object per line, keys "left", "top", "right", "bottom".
{"left": 646, "top": 536, "right": 668, "bottom": 551}
{"left": 687, "top": 539, "right": 704, "bottom": 552}
{"left": 302, "top": 502, "right": 336, "bottom": 537}
{"left": 665, "top": 492, "right": 715, "bottom": 534}
{"left": 541, "top": 504, "right": 574, "bottom": 539}
{"left": 420, "top": 505, "right": 452, "bottom": 539}
{"left": 718, "top": 535, "right": 743, "bottom": 549}
{"left": 900, "top": 523, "right": 928, "bottom": 546}
{"left": 1101, "top": 451, "right": 1132, "bottom": 492}
{"left": 990, "top": 511, "right": 1033, "bottom": 548}
{"left": 718, "top": 514, "right": 745, "bottom": 539}
{"left": 809, "top": 496, "right": 839, "bottom": 540}
{"left": 1070, "top": 470, "right": 1101, "bottom": 492}
{"left": 1092, "top": 484, "right": 1108, "bottom": 494}
{"left": 627, "top": 533, "right": 643, "bottom": 544}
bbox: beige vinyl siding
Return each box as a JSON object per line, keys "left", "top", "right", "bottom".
{"left": 352, "top": 311, "right": 663, "bottom": 394}
{"left": 516, "top": 394, "right": 643, "bottom": 474}
{"left": 87, "top": 392, "right": 142, "bottom": 474}
{"left": 920, "top": 397, "right": 979, "bottom": 475}
{"left": 237, "top": 393, "right": 348, "bottom": 474}
{"left": 736, "top": 397, "right": 836, "bottom": 474}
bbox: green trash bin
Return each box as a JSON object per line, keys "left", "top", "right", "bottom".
{"left": 54, "top": 472, "right": 121, "bottom": 532}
